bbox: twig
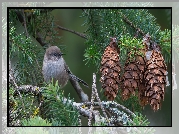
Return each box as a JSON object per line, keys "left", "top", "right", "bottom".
{"left": 105, "top": 108, "right": 112, "bottom": 118}
{"left": 88, "top": 73, "right": 96, "bottom": 126}
{"left": 80, "top": 101, "right": 135, "bottom": 117}
{"left": 14, "top": 85, "right": 41, "bottom": 96}
{"left": 67, "top": 100, "right": 98, "bottom": 119}
{"left": 117, "top": 104, "right": 135, "bottom": 117}
{"left": 36, "top": 32, "right": 48, "bottom": 47}
{"left": 88, "top": 73, "right": 101, "bottom": 126}
{"left": 78, "top": 115, "right": 82, "bottom": 126}
{"left": 89, "top": 10, "right": 98, "bottom": 37}
{"left": 9, "top": 60, "right": 18, "bottom": 89}
{"left": 121, "top": 14, "right": 145, "bottom": 36}
{"left": 9, "top": 60, "right": 26, "bottom": 111}
{"left": 21, "top": 9, "right": 29, "bottom": 38}
{"left": 14, "top": 9, "right": 54, "bottom": 24}
{"left": 57, "top": 25, "right": 87, "bottom": 39}
{"left": 92, "top": 73, "right": 109, "bottom": 121}
{"left": 13, "top": 9, "right": 50, "bottom": 47}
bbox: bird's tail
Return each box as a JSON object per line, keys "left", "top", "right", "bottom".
{"left": 65, "top": 65, "right": 89, "bottom": 88}
{"left": 69, "top": 74, "right": 89, "bottom": 88}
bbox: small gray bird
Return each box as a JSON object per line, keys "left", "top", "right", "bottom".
{"left": 42, "top": 46, "right": 88, "bottom": 88}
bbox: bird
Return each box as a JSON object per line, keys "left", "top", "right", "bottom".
{"left": 42, "top": 46, "right": 89, "bottom": 88}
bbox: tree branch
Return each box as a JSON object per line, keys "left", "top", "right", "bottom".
{"left": 35, "top": 32, "right": 48, "bottom": 47}
{"left": 57, "top": 25, "right": 87, "bottom": 39}
{"left": 122, "top": 13, "right": 145, "bottom": 36}
{"left": 91, "top": 73, "right": 109, "bottom": 121}
{"left": 12, "top": 83, "right": 136, "bottom": 126}
{"left": 21, "top": 9, "right": 29, "bottom": 38}
{"left": 13, "top": 9, "right": 52, "bottom": 47}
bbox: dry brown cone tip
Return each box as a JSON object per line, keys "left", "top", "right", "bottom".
{"left": 100, "top": 37, "right": 120, "bottom": 101}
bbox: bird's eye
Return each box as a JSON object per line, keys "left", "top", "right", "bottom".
{"left": 53, "top": 53, "right": 60, "bottom": 57}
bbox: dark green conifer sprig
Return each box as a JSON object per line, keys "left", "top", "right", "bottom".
{"left": 128, "top": 112, "right": 150, "bottom": 126}
{"left": 82, "top": 9, "right": 171, "bottom": 70}
{"left": 41, "top": 81, "right": 80, "bottom": 126}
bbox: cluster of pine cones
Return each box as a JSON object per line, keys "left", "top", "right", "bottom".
{"left": 100, "top": 34, "right": 169, "bottom": 111}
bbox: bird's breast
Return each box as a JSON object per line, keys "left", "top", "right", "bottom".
{"left": 42, "top": 59, "right": 69, "bottom": 87}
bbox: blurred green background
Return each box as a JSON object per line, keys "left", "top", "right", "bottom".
{"left": 51, "top": 9, "right": 171, "bottom": 126}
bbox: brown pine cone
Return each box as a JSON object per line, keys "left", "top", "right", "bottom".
{"left": 144, "top": 49, "right": 167, "bottom": 111}
{"left": 121, "top": 49, "right": 146, "bottom": 100}
{"left": 100, "top": 37, "right": 120, "bottom": 101}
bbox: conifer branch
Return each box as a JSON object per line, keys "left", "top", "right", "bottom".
{"left": 11, "top": 83, "right": 135, "bottom": 126}
{"left": 121, "top": 13, "right": 145, "bottom": 36}
{"left": 57, "top": 25, "right": 87, "bottom": 39}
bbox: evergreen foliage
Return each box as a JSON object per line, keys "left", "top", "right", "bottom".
{"left": 116, "top": 90, "right": 142, "bottom": 113}
{"left": 82, "top": 9, "right": 171, "bottom": 70}
{"left": 41, "top": 81, "right": 80, "bottom": 126}
{"left": 8, "top": 8, "right": 171, "bottom": 128}
{"left": 128, "top": 112, "right": 150, "bottom": 126}
{"left": 9, "top": 86, "right": 40, "bottom": 126}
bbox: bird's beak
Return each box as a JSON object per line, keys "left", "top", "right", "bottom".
{"left": 60, "top": 53, "right": 65, "bottom": 56}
